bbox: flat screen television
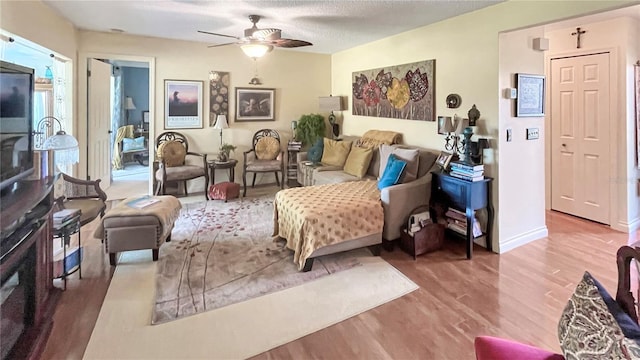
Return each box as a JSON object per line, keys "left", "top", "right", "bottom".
{"left": 0, "top": 61, "right": 34, "bottom": 192}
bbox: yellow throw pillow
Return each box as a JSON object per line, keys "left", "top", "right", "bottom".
{"left": 343, "top": 146, "right": 374, "bottom": 178}
{"left": 255, "top": 137, "right": 280, "bottom": 160}
{"left": 157, "top": 141, "right": 186, "bottom": 167}
{"left": 321, "top": 138, "right": 352, "bottom": 167}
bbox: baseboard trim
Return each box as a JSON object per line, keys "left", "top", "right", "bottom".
{"left": 615, "top": 217, "right": 640, "bottom": 233}
{"left": 497, "top": 226, "right": 549, "bottom": 254}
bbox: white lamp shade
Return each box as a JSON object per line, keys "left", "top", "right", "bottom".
{"left": 241, "top": 43, "right": 273, "bottom": 58}
{"left": 442, "top": 116, "right": 454, "bottom": 133}
{"left": 125, "top": 96, "right": 137, "bottom": 110}
{"left": 319, "top": 96, "right": 344, "bottom": 112}
{"left": 454, "top": 117, "right": 470, "bottom": 135}
{"left": 213, "top": 114, "right": 229, "bottom": 129}
{"left": 43, "top": 131, "right": 79, "bottom": 165}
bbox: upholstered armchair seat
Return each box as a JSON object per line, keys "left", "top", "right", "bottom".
{"left": 55, "top": 173, "right": 108, "bottom": 227}
{"left": 245, "top": 159, "right": 282, "bottom": 172}
{"left": 155, "top": 165, "right": 205, "bottom": 181}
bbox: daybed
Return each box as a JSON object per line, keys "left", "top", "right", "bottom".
{"left": 296, "top": 134, "right": 439, "bottom": 243}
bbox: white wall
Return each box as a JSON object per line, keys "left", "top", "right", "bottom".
{"left": 497, "top": 27, "right": 549, "bottom": 252}
{"left": 76, "top": 31, "right": 331, "bottom": 188}
{"left": 331, "top": 1, "right": 636, "bottom": 249}
{"left": 544, "top": 16, "right": 640, "bottom": 232}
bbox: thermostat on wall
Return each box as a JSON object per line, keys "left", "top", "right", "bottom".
{"left": 503, "top": 88, "right": 517, "bottom": 99}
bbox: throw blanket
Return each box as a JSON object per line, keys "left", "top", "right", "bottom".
{"left": 357, "top": 129, "right": 401, "bottom": 148}
{"left": 273, "top": 180, "right": 383, "bottom": 270}
{"left": 93, "top": 195, "right": 182, "bottom": 239}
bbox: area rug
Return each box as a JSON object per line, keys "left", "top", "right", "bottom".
{"left": 153, "top": 195, "right": 363, "bottom": 324}
{"left": 84, "top": 250, "right": 418, "bottom": 359}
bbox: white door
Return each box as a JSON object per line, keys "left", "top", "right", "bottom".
{"left": 550, "top": 52, "right": 610, "bottom": 224}
{"left": 87, "top": 58, "right": 112, "bottom": 189}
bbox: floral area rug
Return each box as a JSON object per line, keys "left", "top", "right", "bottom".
{"left": 152, "top": 194, "right": 364, "bottom": 324}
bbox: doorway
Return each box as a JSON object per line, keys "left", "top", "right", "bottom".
{"left": 550, "top": 52, "right": 611, "bottom": 224}
{"left": 85, "top": 54, "right": 155, "bottom": 200}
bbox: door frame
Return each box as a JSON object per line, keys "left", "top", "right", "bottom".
{"left": 78, "top": 52, "right": 156, "bottom": 195}
{"left": 544, "top": 46, "right": 620, "bottom": 230}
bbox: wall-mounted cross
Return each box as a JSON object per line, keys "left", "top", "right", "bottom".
{"left": 571, "top": 27, "right": 586, "bottom": 49}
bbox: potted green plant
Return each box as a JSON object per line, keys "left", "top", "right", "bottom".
{"left": 218, "top": 143, "right": 237, "bottom": 162}
{"left": 295, "top": 114, "right": 326, "bottom": 148}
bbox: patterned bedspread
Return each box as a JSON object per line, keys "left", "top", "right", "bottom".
{"left": 273, "top": 180, "right": 383, "bottom": 270}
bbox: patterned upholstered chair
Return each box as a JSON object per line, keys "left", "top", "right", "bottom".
{"left": 242, "top": 129, "right": 285, "bottom": 196}
{"left": 154, "top": 131, "right": 208, "bottom": 200}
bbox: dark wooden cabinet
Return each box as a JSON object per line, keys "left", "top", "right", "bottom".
{"left": 431, "top": 171, "right": 494, "bottom": 259}
{"left": 0, "top": 177, "right": 58, "bottom": 360}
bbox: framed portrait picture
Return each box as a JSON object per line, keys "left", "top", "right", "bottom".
{"left": 164, "top": 80, "right": 203, "bottom": 129}
{"left": 435, "top": 151, "right": 454, "bottom": 170}
{"left": 235, "top": 87, "right": 275, "bottom": 122}
{"left": 515, "top": 73, "right": 545, "bottom": 117}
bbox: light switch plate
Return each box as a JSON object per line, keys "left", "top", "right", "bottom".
{"left": 506, "top": 128, "right": 512, "bottom": 142}
{"left": 526, "top": 128, "right": 539, "bottom": 140}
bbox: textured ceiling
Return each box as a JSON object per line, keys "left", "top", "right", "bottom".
{"left": 42, "top": 0, "right": 503, "bottom": 54}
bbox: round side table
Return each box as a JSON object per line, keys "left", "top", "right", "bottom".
{"left": 207, "top": 159, "right": 238, "bottom": 187}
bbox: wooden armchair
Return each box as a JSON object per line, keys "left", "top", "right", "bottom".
{"left": 154, "top": 131, "right": 208, "bottom": 200}
{"left": 54, "top": 173, "right": 108, "bottom": 227}
{"left": 242, "top": 129, "right": 284, "bottom": 196}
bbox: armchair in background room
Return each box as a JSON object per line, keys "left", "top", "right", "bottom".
{"left": 154, "top": 131, "right": 208, "bottom": 200}
{"left": 113, "top": 125, "right": 148, "bottom": 170}
{"left": 55, "top": 173, "right": 108, "bottom": 227}
{"left": 242, "top": 129, "right": 284, "bottom": 196}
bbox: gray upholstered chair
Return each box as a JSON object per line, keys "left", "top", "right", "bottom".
{"left": 242, "top": 129, "right": 285, "bottom": 196}
{"left": 154, "top": 131, "right": 208, "bottom": 200}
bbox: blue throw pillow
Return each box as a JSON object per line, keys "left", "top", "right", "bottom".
{"left": 378, "top": 154, "right": 406, "bottom": 190}
{"left": 123, "top": 136, "right": 145, "bottom": 152}
{"left": 308, "top": 138, "right": 324, "bottom": 163}
{"left": 590, "top": 272, "right": 640, "bottom": 340}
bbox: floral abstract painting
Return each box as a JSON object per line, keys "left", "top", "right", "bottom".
{"left": 352, "top": 59, "right": 435, "bottom": 121}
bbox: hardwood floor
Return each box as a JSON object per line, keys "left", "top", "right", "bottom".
{"left": 41, "top": 197, "right": 639, "bottom": 359}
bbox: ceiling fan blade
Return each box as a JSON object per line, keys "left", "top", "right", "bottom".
{"left": 252, "top": 28, "right": 281, "bottom": 40}
{"left": 207, "top": 42, "right": 237, "bottom": 48}
{"left": 273, "top": 39, "right": 313, "bottom": 48}
{"left": 198, "top": 30, "right": 240, "bottom": 40}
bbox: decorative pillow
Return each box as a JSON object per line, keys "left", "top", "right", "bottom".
{"left": 343, "top": 146, "right": 373, "bottom": 178}
{"left": 122, "top": 136, "right": 145, "bottom": 152}
{"left": 558, "top": 272, "right": 640, "bottom": 359}
{"left": 321, "top": 138, "right": 352, "bottom": 167}
{"left": 378, "top": 154, "right": 406, "bottom": 190}
{"left": 157, "top": 140, "right": 186, "bottom": 167}
{"left": 378, "top": 144, "right": 420, "bottom": 183}
{"left": 308, "top": 138, "right": 324, "bottom": 163}
{"left": 255, "top": 137, "right": 280, "bottom": 160}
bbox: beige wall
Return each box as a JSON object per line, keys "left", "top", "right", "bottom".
{"left": 331, "top": 1, "right": 636, "bottom": 249}
{"left": 545, "top": 16, "right": 640, "bottom": 233}
{"left": 76, "top": 31, "right": 331, "bottom": 188}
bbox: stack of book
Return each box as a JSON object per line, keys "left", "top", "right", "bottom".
{"left": 288, "top": 140, "right": 302, "bottom": 151}
{"left": 445, "top": 208, "right": 483, "bottom": 238}
{"left": 53, "top": 209, "right": 80, "bottom": 227}
{"left": 449, "top": 161, "right": 484, "bottom": 182}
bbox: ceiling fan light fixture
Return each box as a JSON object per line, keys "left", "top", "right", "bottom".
{"left": 241, "top": 43, "right": 273, "bottom": 58}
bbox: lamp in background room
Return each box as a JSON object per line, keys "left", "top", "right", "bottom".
{"left": 124, "top": 96, "right": 136, "bottom": 124}
{"left": 35, "top": 116, "right": 79, "bottom": 175}
{"left": 319, "top": 95, "right": 345, "bottom": 139}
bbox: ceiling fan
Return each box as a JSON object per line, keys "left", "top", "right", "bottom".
{"left": 198, "top": 15, "right": 312, "bottom": 58}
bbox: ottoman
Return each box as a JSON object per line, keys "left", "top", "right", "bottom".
{"left": 94, "top": 195, "right": 182, "bottom": 265}
{"left": 209, "top": 182, "right": 240, "bottom": 202}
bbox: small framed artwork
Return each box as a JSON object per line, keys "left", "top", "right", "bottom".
{"left": 435, "top": 151, "right": 454, "bottom": 170}
{"left": 235, "top": 87, "right": 275, "bottom": 122}
{"left": 142, "top": 110, "right": 149, "bottom": 130}
{"left": 515, "top": 73, "right": 545, "bottom": 117}
{"left": 164, "top": 80, "right": 203, "bottom": 129}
